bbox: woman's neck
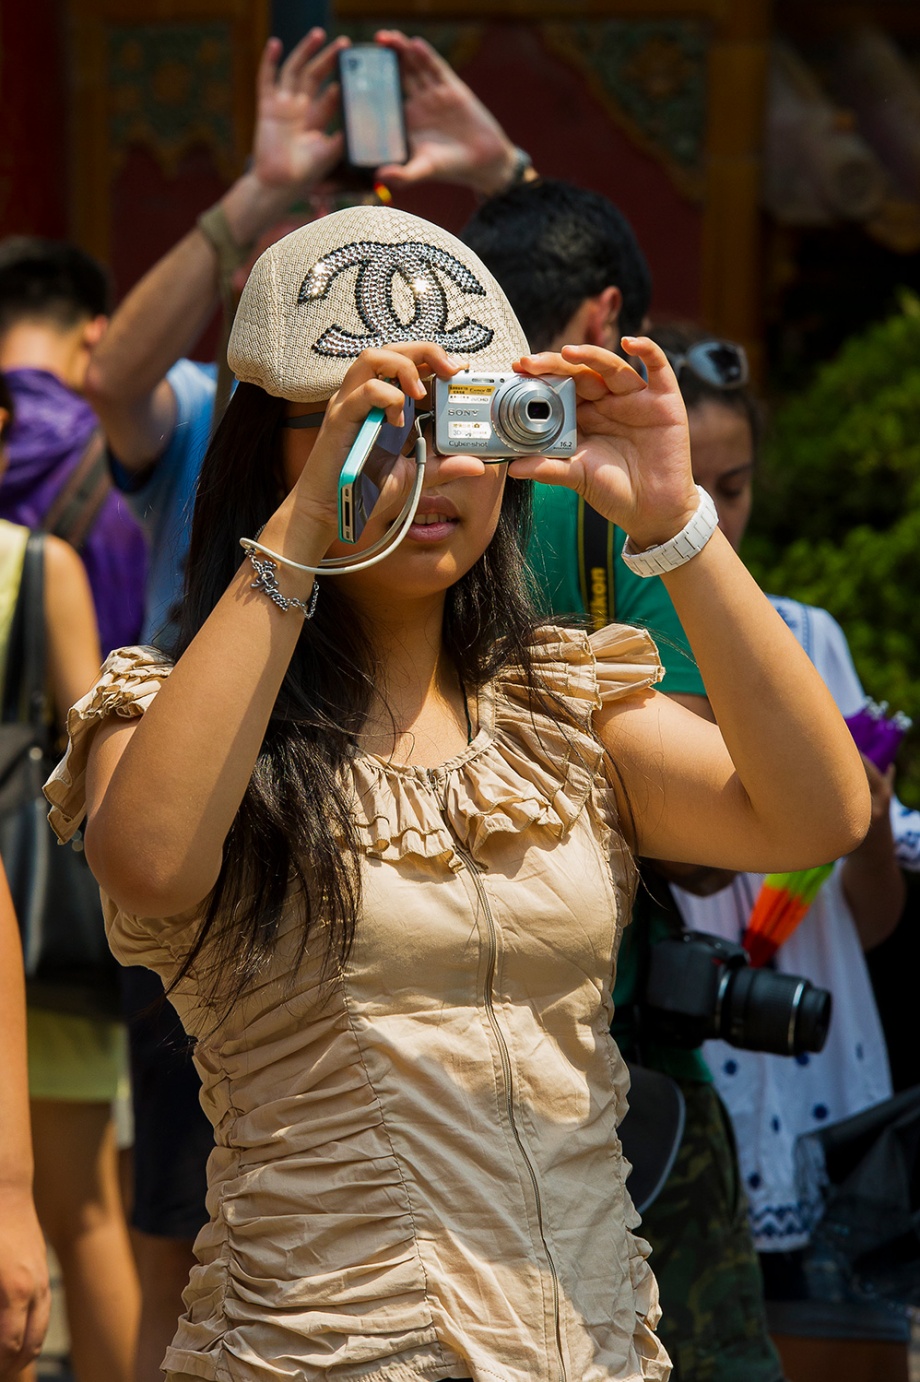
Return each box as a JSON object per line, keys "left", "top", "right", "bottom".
{"left": 353, "top": 589, "right": 472, "bottom": 767}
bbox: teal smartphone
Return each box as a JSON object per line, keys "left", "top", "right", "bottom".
{"left": 338, "top": 407, "right": 386, "bottom": 544}
{"left": 337, "top": 401, "right": 418, "bottom": 544}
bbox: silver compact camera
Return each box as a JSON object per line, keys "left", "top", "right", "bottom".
{"left": 433, "top": 371, "right": 577, "bottom": 459}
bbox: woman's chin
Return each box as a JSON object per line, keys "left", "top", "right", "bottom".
{"left": 336, "top": 543, "right": 481, "bottom": 604}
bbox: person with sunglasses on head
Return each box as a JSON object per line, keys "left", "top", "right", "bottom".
{"left": 653, "top": 323, "right": 912, "bottom": 1382}
{"left": 41, "top": 204, "right": 870, "bottom": 1382}
{"left": 462, "top": 190, "right": 784, "bottom": 1382}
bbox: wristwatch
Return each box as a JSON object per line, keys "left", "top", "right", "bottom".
{"left": 620, "top": 485, "right": 719, "bottom": 578}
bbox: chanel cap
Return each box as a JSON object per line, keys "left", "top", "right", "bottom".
{"left": 228, "top": 204, "right": 530, "bottom": 403}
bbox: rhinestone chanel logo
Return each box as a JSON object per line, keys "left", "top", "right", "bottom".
{"left": 298, "top": 239, "right": 495, "bottom": 358}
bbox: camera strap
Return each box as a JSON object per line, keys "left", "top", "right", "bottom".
{"left": 577, "top": 497, "right": 616, "bottom": 631}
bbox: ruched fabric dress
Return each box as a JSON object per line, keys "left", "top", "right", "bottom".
{"left": 46, "top": 624, "right": 672, "bottom": 1382}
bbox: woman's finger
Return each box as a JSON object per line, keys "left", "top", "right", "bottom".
{"left": 387, "top": 340, "right": 464, "bottom": 379}
{"left": 375, "top": 153, "right": 439, "bottom": 187}
{"left": 514, "top": 353, "right": 610, "bottom": 402}
{"left": 515, "top": 350, "right": 583, "bottom": 378}
{"left": 335, "top": 375, "right": 406, "bottom": 428}
{"left": 560, "top": 344, "right": 650, "bottom": 395}
{"left": 617, "top": 336, "right": 678, "bottom": 387}
{"left": 506, "top": 454, "right": 581, "bottom": 488}
{"left": 346, "top": 343, "right": 462, "bottom": 394}
{"left": 337, "top": 350, "right": 425, "bottom": 403}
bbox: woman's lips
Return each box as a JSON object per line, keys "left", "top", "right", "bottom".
{"left": 400, "top": 495, "right": 460, "bottom": 542}
{"left": 406, "top": 511, "right": 459, "bottom": 542}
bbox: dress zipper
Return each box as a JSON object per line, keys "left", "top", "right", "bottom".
{"left": 427, "top": 765, "right": 566, "bottom": 1382}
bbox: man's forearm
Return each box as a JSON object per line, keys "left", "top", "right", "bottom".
{"left": 86, "top": 172, "right": 290, "bottom": 410}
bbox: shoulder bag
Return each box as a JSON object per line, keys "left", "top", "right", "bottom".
{"left": 0, "top": 534, "right": 120, "bottom": 1018}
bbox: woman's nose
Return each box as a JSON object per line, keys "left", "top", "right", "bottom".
{"left": 421, "top": 449, "right": 489, "bottom": 486}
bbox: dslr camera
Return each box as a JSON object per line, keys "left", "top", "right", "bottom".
{"left": 434, "top": 370, "right": 577, "bottom": 459}
{"left": 645, "top": 930, "right": 832, "bottom": 1057}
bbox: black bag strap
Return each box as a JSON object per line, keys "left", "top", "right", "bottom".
{"left": 577, "top": 496, "right": 616, "bottom": 630}
{"left": 2, "top": 534, "right": 48, "bottom": 730}
{"left": 41, "top": 429, "right": 110, "bottom": 553}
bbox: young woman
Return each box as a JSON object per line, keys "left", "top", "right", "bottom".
{"left": 653, "top": 323, "right": 910, "bottom": 1382}
{"left": 46, "top": 209, "right": 868, "bottom": 1382}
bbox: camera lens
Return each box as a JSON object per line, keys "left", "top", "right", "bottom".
{"left": 493, "top": 378, "right": 564, "bottom": 451}
{"left": 792, "top": 983, "right": 833, "bottom": 1053}
{"left": 719, "top": 966, "right": 832, "bottom": 1056}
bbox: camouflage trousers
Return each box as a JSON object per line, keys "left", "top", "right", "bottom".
{"left": 640, "top": 1080, "right": 784, "bottom": 1382}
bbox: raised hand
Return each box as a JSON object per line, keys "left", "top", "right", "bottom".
{"left": 286, "top": 343, "right": 470, "bottom": 536}
{"left": 373, "top": 30, "right": 519, "bottom": 196}
{"left": 251, "top": 29, "right": 348, "bottom": 195}
{"left": 508, "top": 339, "right": 700, "bottom": 550}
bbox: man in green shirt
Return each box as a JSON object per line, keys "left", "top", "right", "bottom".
{"left": 463, "top": 180, "right": 782, "bottom": 1382}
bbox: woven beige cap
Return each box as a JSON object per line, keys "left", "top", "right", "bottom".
{"left": 228, "top": 204, "right": 530, "bottom": 403}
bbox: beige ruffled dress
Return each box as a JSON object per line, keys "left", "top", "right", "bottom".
{"left": 46, "top": 624, "right": 672, "bottom": 1382}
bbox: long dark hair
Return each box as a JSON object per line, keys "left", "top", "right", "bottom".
{"left": 169, "top": 381, "right": 556, "bottom": 1009}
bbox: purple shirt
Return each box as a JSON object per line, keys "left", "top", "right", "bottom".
{"left": 0, "top": 368, "right": 147, "bottom": 654}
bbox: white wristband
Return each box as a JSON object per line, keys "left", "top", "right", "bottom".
{"left": 620, "top": 485, "right": 719, "bottom": 578}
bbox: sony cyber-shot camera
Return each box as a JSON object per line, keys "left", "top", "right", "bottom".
{"left": 434, "top": 371, "right": 577, "bottom": 459}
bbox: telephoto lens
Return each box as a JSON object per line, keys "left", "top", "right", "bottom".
{"left": 716, "top": 963, "right": 831, "bottom": 1055}
{"left": 644, "top": 931, "right": 832, "bottom": 1057}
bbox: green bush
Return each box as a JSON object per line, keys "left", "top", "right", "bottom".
{"left": 747, "top": 293, "right": 920, "bottom": 806}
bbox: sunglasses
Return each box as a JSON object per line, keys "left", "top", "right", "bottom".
{"left": 664, "top": 339, "right": 749, "bottom": 390}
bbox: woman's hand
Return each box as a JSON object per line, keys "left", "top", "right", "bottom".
{"left": 286, "top": 341, "right": 464, "bottom": 535}
{"left": 0, "top": 1188, "right": 49, "bottom": 1378}
{"left": 508, "top": 338, "right": 700, "bottom": 550}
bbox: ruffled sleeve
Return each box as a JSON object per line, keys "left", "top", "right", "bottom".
{"left": 588, "top": 622, "right": 664, "bottom": 704}
{"left": 44, "top": 645, "right": 174, "bottom": 843}
{"left": 470, "top": 623, "right": 662, "bottom": 854}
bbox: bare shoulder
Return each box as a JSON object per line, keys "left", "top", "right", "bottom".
{"left": 42, "top": 533, "right": 90, "bottom": 586}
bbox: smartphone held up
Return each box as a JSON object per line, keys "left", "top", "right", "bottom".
{"left": 338, "top": 46, "right": 408, "bottom": 177}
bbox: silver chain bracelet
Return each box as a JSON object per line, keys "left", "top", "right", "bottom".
{"left": 241, "top": 541, "right": 319, "bottom": 619}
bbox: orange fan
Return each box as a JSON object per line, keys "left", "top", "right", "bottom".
{"left": 743, "top": 865, "right": 835, "bottom": 968}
